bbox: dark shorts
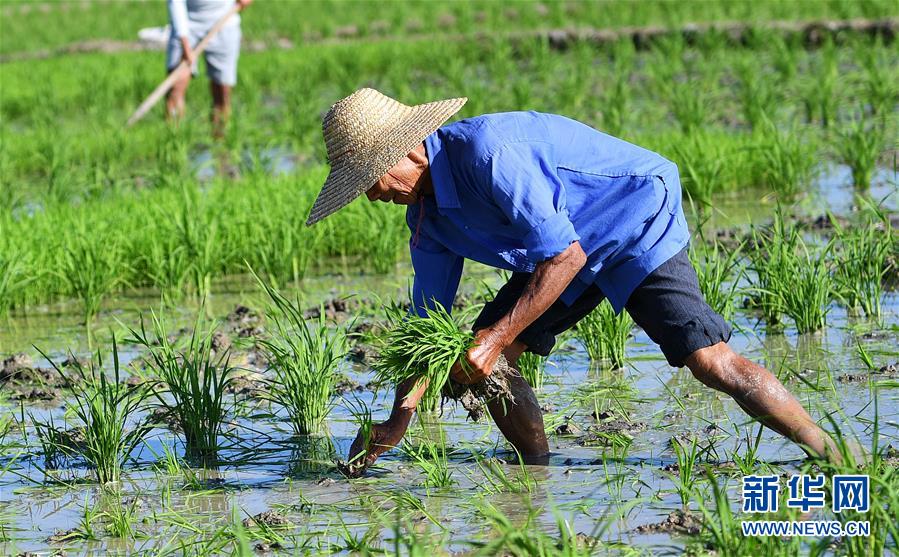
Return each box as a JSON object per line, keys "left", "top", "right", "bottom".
{"left": 472, "top": 247, "right": 732, "bottom": 367}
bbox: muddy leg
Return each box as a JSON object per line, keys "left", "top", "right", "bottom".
{"left": 685, "top": 342, "right": 838, "bottom": 460}
{"left": 210, "top": 81, "right": 232, "bottom": 138}
{"left": 166, "top": 71, "right": 191, "bottom": 120}
{"left": 485, "top": 341, "right": 550, "bottom": 459}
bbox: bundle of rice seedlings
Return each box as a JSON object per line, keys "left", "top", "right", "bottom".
{"left": 373, "top": 304, "right": 515, "bottom": 417}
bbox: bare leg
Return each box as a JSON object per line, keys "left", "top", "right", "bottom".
{"left": 485, "top": 341, "right": 550, "bottom": 458}
{"left": 166, "top": 71, "right": 191, "bottom": 120}
{"left": 685, "top": 342, "right": 838, "bottom": 460}
{"left": 210, "top": 81, "right": 232, "bottom": 138}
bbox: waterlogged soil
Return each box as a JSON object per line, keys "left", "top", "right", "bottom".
{"left": 0, "top": 174, "right": 897, "bottom": 555}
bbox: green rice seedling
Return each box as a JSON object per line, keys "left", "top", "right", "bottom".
{"left": 470, "top": 449, "right": 535, "bottom": 495}
{"left": 779, "top": 240, "right": 833, "bottom": 334}
{"left": 669, "top": 131, "right": 725, "bottom": 207}
{"left": 753, "top": 122, "right": 817, "bottom": 197}
{"left": 344, "top": 395, "right": 373, "bottom": 467}
{"left": 59, "top": 231, "right": 125, "bottom": 327}
{"left": 834, "top": 114, "right": 886, "bottom": 188}
{"left": 832, "top": 209, "right": 892, "bottom": 322}
{"left": 688, "top": 471, "right": 804, "bottom": 557}
{"left": 856, "top": 341, "right": 876, "bottom": 371}
{"left": 516, "top": 352, "right": 547, "bottom": 391}
{"left": 668, "top": 79, "right": 709, "bottom": 134}
{"left": 689, "top": 236, "right": 743, "bottom": 322}
{"left": 747, "top": 210, "right": 797, "bottom": 332}
{"left": 374, "top": 303, "right": 473, "bottom": 413}
{"left": 0, "top": 247, "right": 33, "bottom": 315}
{"left": 730, "top": 424, "right": 766, "bottom": 477}
{"left": 35, "top": 338, "right": 151, "bottom": 485}
{"left": 171, "top": 189, "right": 223, "bottom": 299}
{"left": 472, "top": 498, "right": 596, "bottom": 556}
{"left": 816, "top": 402, "right": 898, "bottom": 557}
{"left": 403, "top": 433, "right": 454, "bottom": 489}
{"left": 129, "top": 313, "right": 236, "bottom": 460}
{"left": 574, "top": 300, "right": 632, "bottom": 370}
{"left": 140, "top": 238, "right": 191, "bottom": 306}
{"left": 100, "top": 494, "right": 142, "bottom": 539}
{"left": 736, "top": 60, "right": 778, "bottom": 131}
{"left": 801, "top": 42, "right": 838, "bottom": 128}
{"left": 669, "top": 437, "right": 700, "bottom": 510}
{"left": 254, "top": 271, "right": 348, "bottom": 436}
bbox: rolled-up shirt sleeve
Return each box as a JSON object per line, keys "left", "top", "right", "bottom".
{"left": 168, "top": 0, "right": 191, "bottom": 38}
{"left": 410, "top": 232, "right": 464, "bottom": 317}
{"left": 487, "top": 141, "right": 580, "bottom": 263}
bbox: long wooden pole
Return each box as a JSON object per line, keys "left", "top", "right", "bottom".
{"left": 126, "top": 4, "right": 240, "bottom": 128}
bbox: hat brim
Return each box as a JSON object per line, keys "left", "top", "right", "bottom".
{"left": 305, "top": 96, "right": 467, "bottom": 226}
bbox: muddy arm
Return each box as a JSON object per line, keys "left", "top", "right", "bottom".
{"left": 345, "top": 376, "right": 429, "bottom": 474}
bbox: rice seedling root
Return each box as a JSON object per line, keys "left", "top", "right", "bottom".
{"left": 441, "top": 354, "right": 517, "bottom": 422}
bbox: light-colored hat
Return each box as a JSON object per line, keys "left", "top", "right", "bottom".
{"left": 305, "top": 88, "right": 467, "bottom": 226}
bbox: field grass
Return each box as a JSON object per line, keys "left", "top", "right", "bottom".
{"left": 3, "top": 0, "right": 895, "bottom": 56}
{"left": 1, "top": 31, "right": 896, "bottom": 313}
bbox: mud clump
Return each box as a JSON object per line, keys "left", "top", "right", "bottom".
{"left": 242, "top": 510, "right": 291, "bottom": 529}
{"left": 226, "top": 305, "right": 263, "bottom": 337}
{"left": 304, "top": 298, "right": 357, "bottom": 320}
{"left": 634, "top": 509, "right": 702, "bottom": 536}
{"left": 1, "top": 352, "right": 76, "bottom": 400}
{"left": 577, "top": 410, "right": 646, "bottom": 446}
{"left": 347, "top": 344, "right": 378, "bottom": 364}
{"left": 226, "top": 372, "right": 267, "bottom": 398}
{"left": 441, "top": 354, "right": 516, "bottom": 422}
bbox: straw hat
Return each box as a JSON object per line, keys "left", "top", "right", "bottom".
{"left": 305, "top": 88, "right": 467, "bottom": 226}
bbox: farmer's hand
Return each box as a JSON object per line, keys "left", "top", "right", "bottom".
{"left": 236, "top": 0, "right": 253, "bottom": 10}
{"left": 179, "top": 36, "right": 195, "bottom": 67}
{"left": 451, "top": 328, "right": 505, "bottom": 385}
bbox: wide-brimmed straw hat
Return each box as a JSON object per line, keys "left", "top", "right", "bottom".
{"left": 305, "top": 88, "right": 467, "bottom": 226}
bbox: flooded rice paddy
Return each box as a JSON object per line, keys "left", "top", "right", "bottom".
{"left": 1, "top": 168, "right": 897, "bottom": 555}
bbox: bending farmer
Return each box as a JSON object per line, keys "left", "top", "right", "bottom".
{"left": 306, "top": 88, "right": 839, "bottom": 473}
{"left": 166, "top": 0, "right": 251, "bottom": 134}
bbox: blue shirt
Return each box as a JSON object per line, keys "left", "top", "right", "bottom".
{"left": 408, "top": 111, "right": 690, "bottom": 317}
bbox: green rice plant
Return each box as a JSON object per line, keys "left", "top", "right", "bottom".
{"left": 373, "top": 303, "right": 473, "bottom": 413}
{"left": 344, "top": 395, "right": 374, "bottom": 467}
{"left": 801, "top": 43, "right": 838, "bottom": 128}
{"left": 0, "top": 247, "right": 33, "bottom": 314}
{"left": 472, "top": 498, "right": 597, "bottom": 556}
{"left": 753, "top": 122, "right": 817, "bottom": 197}
{"left": 59, "top": 231, "right": 125, "bottom": 326}
{"left": 668, "top": 79, "right": 709, "bottom": 134}
{"left": 669, "top": 131, "right": 726, "bottom": 207}
{"left": 129, "top": 313, "right": 236, "bottom": 460}
{"left": 688, "top": 471, "right": 804, "bottom": 557}
{"left": 817, "top": 402, "right": 898, "bottom": 556}
{"left": 736, "top": 60, "right": 778, "bottom": 131}
{"left": 254, "top": 271, "right": 348, "bottom": 436}
{"left": 471, "top": 449, "right": 537, "bottom": 493}
{"left": 747, "top": 210, "right": 800, "bottom": 332}
{"left": 99, "top": 494, "right": 142, "bottom": 539}
{"left": 35, "top": 338, "right": 151, "bottom": 485}
{"left": 689, "top": 236, "right": 744, "bottom": 322}
{"left": 403, "top": 429, "right": 454, "bottom": 489}
{"left": 831, "top": 209, "right": 893, "bottom": 321}
{"left": 574, "top": 300, "right": 632, "bottom": 370}
{"left": 517, "top": 352, "right": 547, "bottom": 391}
{"left": 669, "top": 437, "right": 700, "bottom": 510}
{"left": 856, "top": 341, "right": 876, "bottom": 371}
{"left": 171, "top": 189, "right": 224, "bottom": 299}
{"left": 140, "top": 237, "right": 191, "bottom": 306}
{"left": 778, "top": 240, "right": 833, "bottom": 334}
{"left": 834, "top": 115, "right": 886, "bottom": 188}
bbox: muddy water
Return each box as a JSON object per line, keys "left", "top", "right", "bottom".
{"left": 0, "top": 168, "right": 897, "bottom": 555}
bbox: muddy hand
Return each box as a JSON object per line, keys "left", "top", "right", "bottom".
{"left": 451, "top": 328, "right": 504, "bottom": 385}
{"left": 342, "top": 421, "right": 404, "bottom": 477}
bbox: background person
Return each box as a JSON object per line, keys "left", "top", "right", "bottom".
{"left": 165, "top": 0, "right": 252, "bottom": 135}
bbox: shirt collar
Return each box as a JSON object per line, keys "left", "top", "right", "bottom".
{"left": 424, "top": 131, "right": 461, "bottom": 210}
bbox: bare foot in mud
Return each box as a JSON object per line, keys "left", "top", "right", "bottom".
{"left": 339, "top": 420, "right": 406, "bottom": 477}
